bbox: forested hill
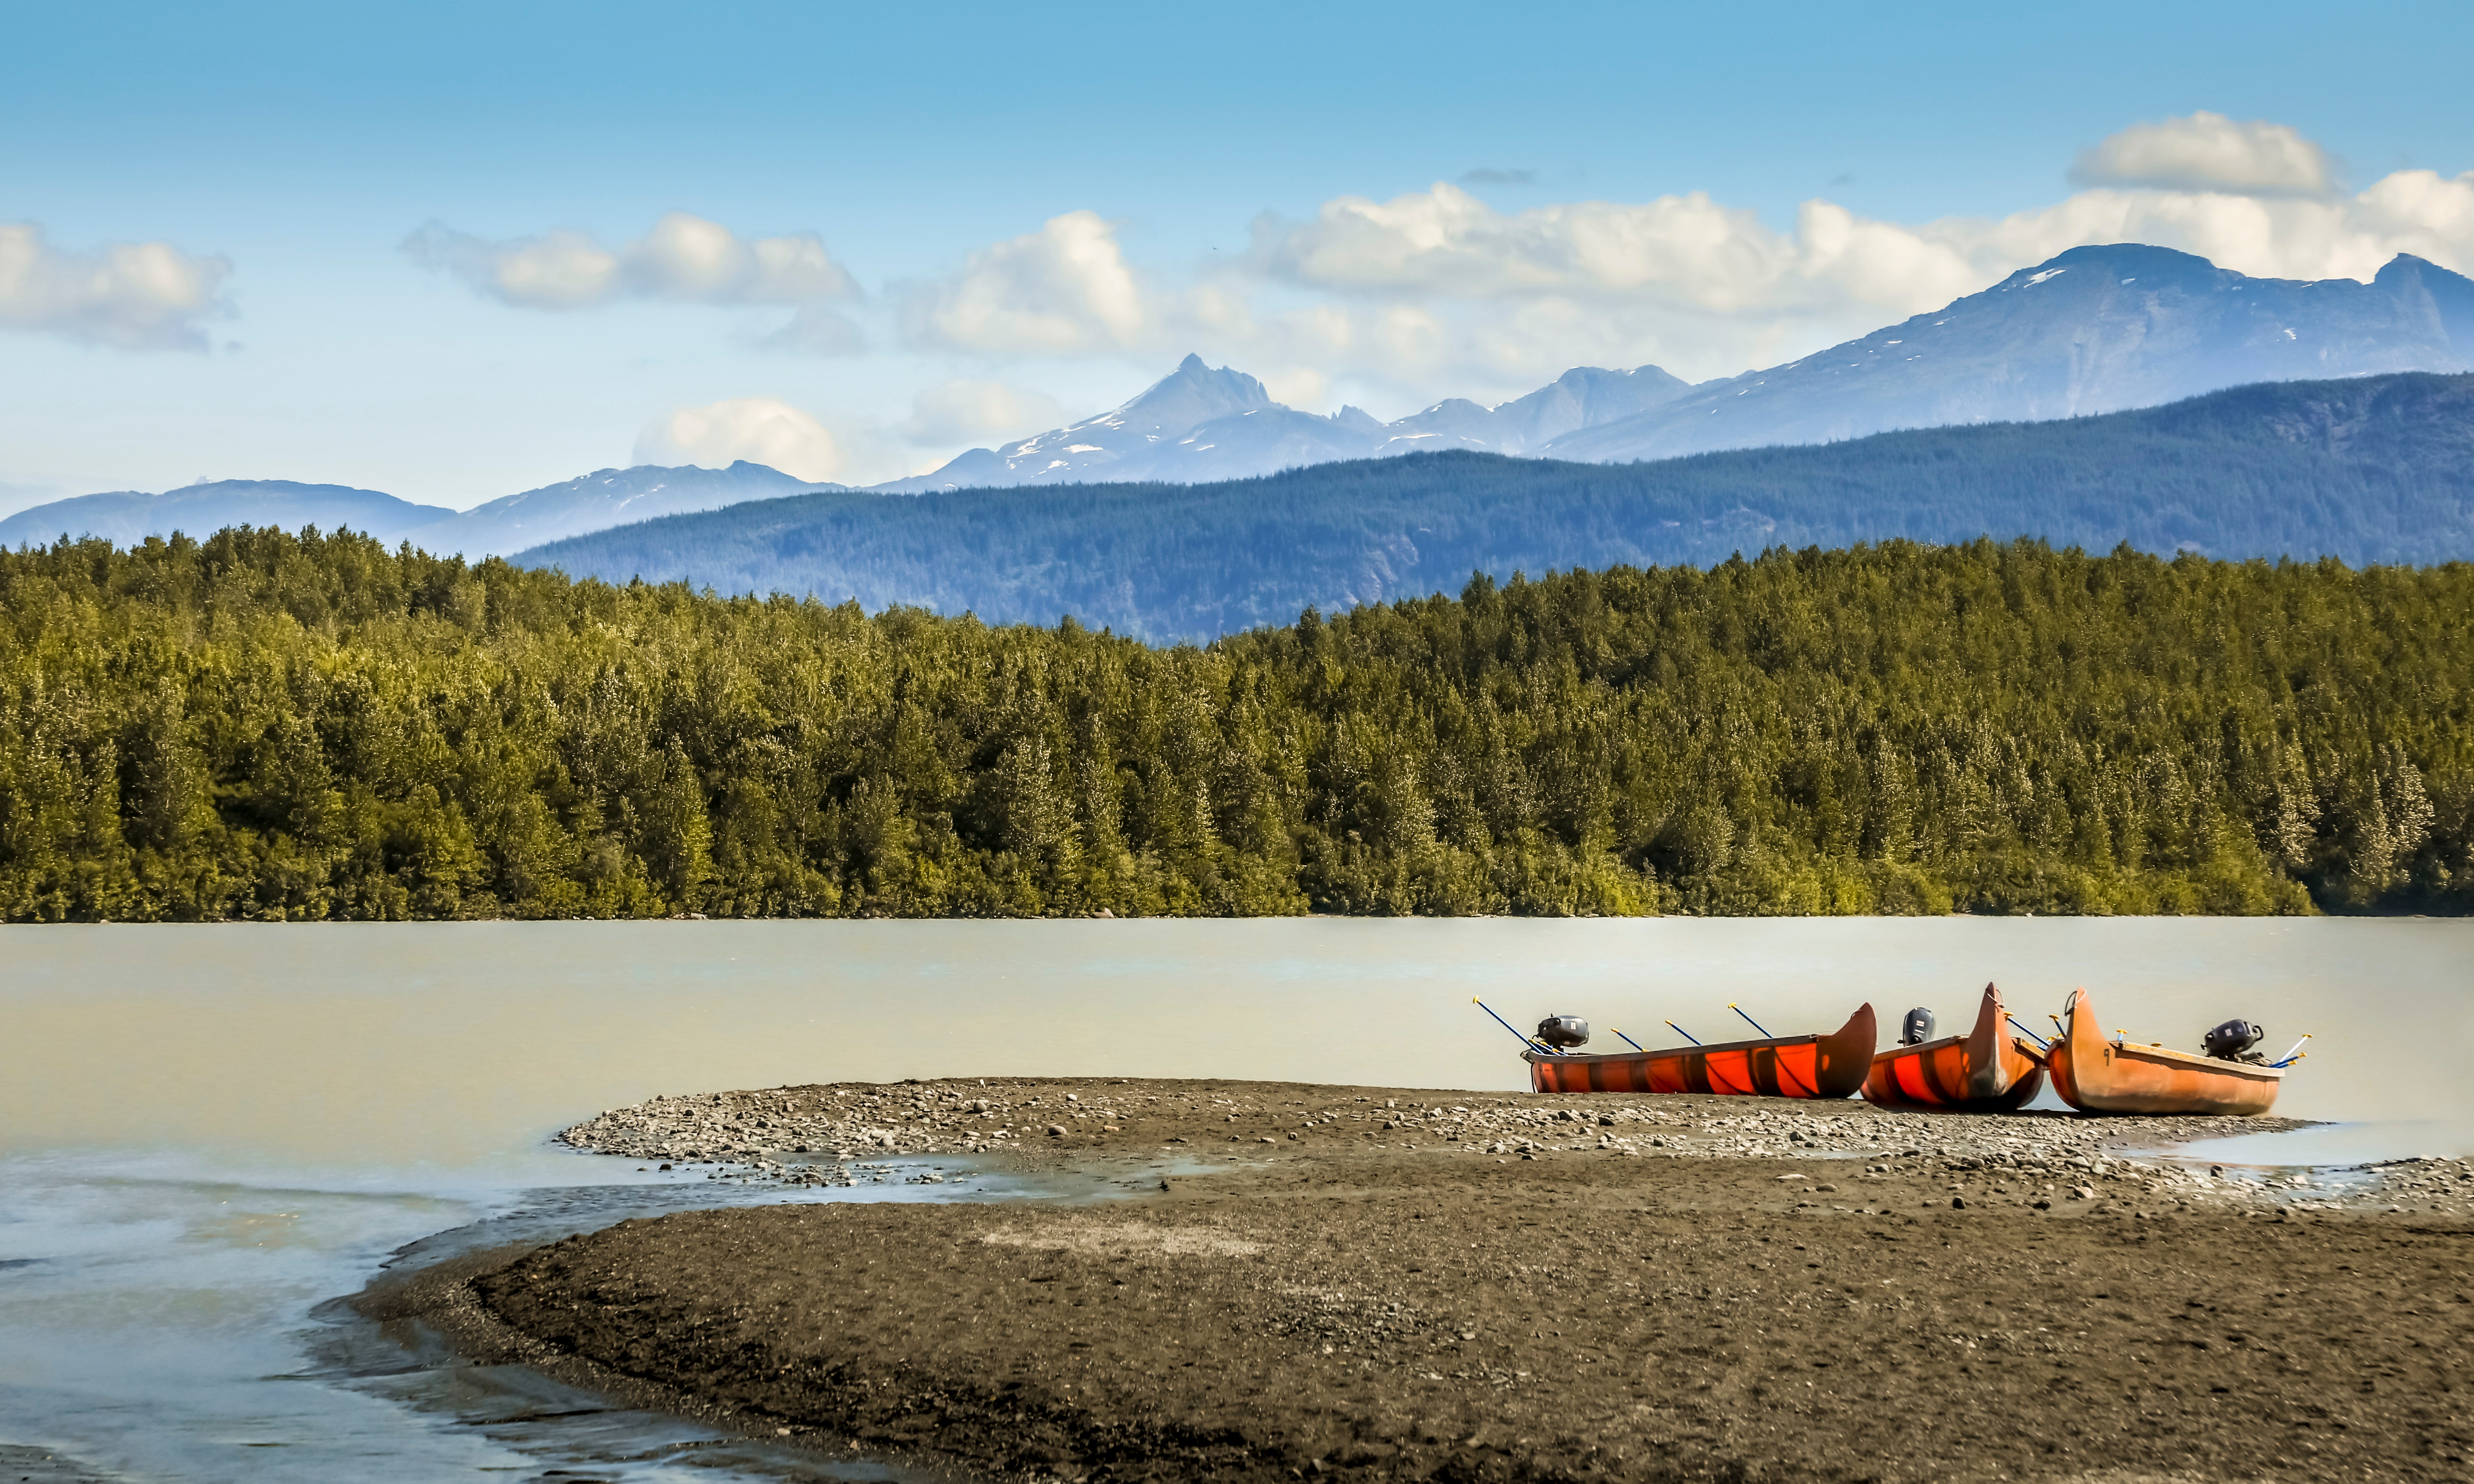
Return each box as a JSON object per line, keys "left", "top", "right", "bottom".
{"left": 3, "top": 529, "right": 2466, "bottom": 922}
{"left": 518, "top": 372, "right": 2474, "bottom": 642}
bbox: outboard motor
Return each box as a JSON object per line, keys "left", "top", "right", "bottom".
{"left": 1535, "top": 1015, "right": 1590, "bottom": 1050}
{"left": 1899, "top": 1007, "right": 1936, "bottom": 1046}
{"left": 2201, "top": 1019, "right": 2265, "bottom": 1062}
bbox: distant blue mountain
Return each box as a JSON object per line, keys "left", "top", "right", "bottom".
{"left": 410, "top": 461, "right": 843, "bottom": 555}
{"left": 2, "top": 462, "right": 843, "bottom": 558}
{"left": 514, "top": 372, "right": 2474, "bottom": 643}
{"left": 0, "top": 480, "right": 454, "bottom": 550}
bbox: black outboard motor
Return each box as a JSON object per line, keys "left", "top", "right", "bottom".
{"left": 1535, "top": 1015, "right": 1590, "bottom": 1050}
{"left": 2201, "top": 1019, "right": 2265, "bottom": 1062}
{"left": 1899, "top": 1007, "right": 1936, "bottom": 1045}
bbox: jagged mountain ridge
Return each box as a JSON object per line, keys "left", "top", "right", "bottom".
{"left": 1543, "top": 245, "right": 2474, "bottom": 463}
{"left": 870, "top": 358, "right": 1695, "bottom": 491}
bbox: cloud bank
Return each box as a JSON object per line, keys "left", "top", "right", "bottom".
{"left": 2071, "top": 111, "right": 2337, "bottom": 198}
{"left": 634, "top": 397, "right": 848, "bottom": 484}
{"left": 900, "top": 379, "right": 1066, "bottom": 445}
{"left": 900, "top": 210, "right": 1152, "bottom": 354}
{"left": 407, "top": 211, "right": 863, "bottom": 350}
{"left": 0, "top": 223, "right": 233, "bottom": 351}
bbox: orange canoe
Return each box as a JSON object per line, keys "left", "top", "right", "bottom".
{"left": 2044, "top": 987, "right": 2284, "bottom": 1116}
{"left": 1863, "top": 983, "right": 2047, "bottom": 1113}
{"left": 1525, "top": 1004, "right": 1876, "bottom": 1099}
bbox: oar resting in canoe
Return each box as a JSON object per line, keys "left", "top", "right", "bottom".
{"left": 1863, "top": 983, "right": 2047, "bottom": 1113}
{"left": 2044, "top": 987, "right": 2288, "bottom": 1116}
{"left": 1520, "top": 1004, "right": 1876, "bottom": 1099}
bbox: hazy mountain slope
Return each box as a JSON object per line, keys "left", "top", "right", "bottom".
{"left": 0, "top": 480, "right": 455, "bottom": 549}
{"left": 1547, "top": 246, "right": 2474, "bottom": 464}
{"left": 518, "top": 372, "right": 2474, "bottom": 643}
{"left": 416, "top": 461, "right": 841, "bottom": 556}
{"left": 1383, "top": 365, "right": 1695, "bottom": 455}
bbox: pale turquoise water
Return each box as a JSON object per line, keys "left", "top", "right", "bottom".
{"left": 2, "top": 918, "right": 2467, "bottom": 1479}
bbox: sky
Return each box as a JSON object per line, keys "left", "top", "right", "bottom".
{"left": 4, "top": 0, "right": 2472, "bottom": 511}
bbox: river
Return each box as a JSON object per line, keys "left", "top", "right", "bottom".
{"left": 3, "top": 917, "right": 2468, "bottom": 1480}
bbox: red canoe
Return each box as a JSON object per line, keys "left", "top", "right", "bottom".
{"left": 1863, "top": 983, "right": 2047, "bottom": 1113}
{"left": 2044, "top": 987, "right": 2285, "bottom": 1116}
{"left": 1525, "top": 1004, "right": 1876, "bottom": 1099}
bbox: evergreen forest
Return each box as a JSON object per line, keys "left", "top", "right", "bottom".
{"left": 3, "top": 526, "right": 2467, "bottom": 922}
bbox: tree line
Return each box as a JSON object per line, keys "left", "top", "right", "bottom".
{"left": 1, "top": 525, "right": 2466, "bottom": 921}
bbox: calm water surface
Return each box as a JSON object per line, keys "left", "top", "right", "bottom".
{"left": 3, "top": 917, "right": 2468, "bottom": 1480}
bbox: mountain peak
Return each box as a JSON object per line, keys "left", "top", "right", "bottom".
{"left": 1108, "top": 355, "right": 1275, "bottom": 427}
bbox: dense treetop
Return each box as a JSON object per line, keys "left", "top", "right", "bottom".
{"left": 0, "top": 526, "right": 2465, "bottom": 921}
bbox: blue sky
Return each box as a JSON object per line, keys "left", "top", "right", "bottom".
{"left": 5, "top": 0, "right": 2471, "bottom": 509}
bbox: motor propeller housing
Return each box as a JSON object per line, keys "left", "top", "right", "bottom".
{"left": 1535, "top": 1015, "right": 1590, "bottom": 1050}
{"left": 1899, "top": 1007, "right": 1936, "bottom": 1045}
{"left": 2201, "top": 1018, "right": 2265, "bottom": 1062}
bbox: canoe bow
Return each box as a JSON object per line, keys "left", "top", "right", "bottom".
{"left": 1863, "top": 983, "right": 2047, "bottom": 1112}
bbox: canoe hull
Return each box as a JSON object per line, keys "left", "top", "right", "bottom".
{"left": 2045, "top": 987, "right": 2283, "bottom": 1116}
{"left": 1525, "top": 1004, "right": 1876, "bottom": 1099}
{"left": 1863, "top": 983, "right": 2047, "bottom": 1113}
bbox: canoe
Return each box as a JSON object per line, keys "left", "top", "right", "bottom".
{"left": 1862, "top": 983, "right": 2047, "bottom": 1113}
{"left": 1524, "top": 1004, "right": 1876, "bottom": 1099}
{"left": 2044, "top": 987, "right": 2284, "bottom": 1116}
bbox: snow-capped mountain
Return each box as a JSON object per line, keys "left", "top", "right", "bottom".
{"left": 1542, "top": 245, "right": 2474, "bottom": 464}
{"left": 873, "top": 356, "right": 1311, "bottom": 491}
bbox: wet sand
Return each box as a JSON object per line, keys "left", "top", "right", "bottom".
{"left": 414, "top": 1079, "right": 2474, "bottom": 1482}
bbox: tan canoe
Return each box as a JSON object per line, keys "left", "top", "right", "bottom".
{"left": 1863, "top": 983, "right": 2047, "bottom": 1113}
{"left": 2044, "top": 987, "right": 2284, "bottom": 1116}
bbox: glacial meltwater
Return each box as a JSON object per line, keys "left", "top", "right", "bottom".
{"left": 3, "top": 917, "right": 2469, "bottom": 1481}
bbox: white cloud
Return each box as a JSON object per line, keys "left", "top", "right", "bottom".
{"left": 2071, "top": 112, "right": 2337, "bottom": 198}
{"left": 406, "top": 211, "right": 856, "bottom": 310}
{"left": 634, "top": 398, "right": 847, "bottom": 483}
{"left": 0, "top": 222, "right": 232, "bottom": 351}
{"left": 900, "top": 379, "right": 1065, "bottom": 446}
{"left": 901, "top": 210, "right": 1154, "bottom": 353}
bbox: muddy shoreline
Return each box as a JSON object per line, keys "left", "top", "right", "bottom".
{"left": 386, "top": 1078, "right": 2474, "bottom": 1483}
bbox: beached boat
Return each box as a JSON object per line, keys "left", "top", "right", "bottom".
{"left": 1862, "top": 983, "right": 2047, "bottom": 1112}
{"left": 2043, "top": 987, "right": 2285, "bottom": 1116}
{"left": 1524, "top": 1004, "right": 1877, "bottom": 1098}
